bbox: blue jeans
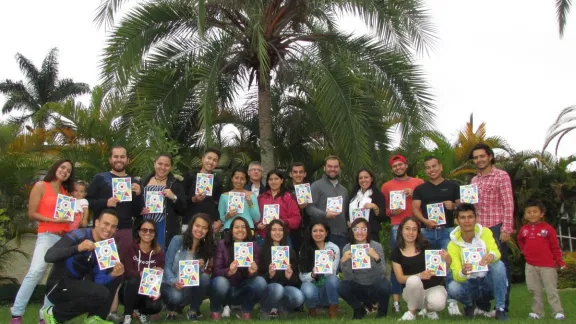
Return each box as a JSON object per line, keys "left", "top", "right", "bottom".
{"left": 421, "top": 227, "right": 453, "bottom": 250}
{"left": 389, "top": 225, "right": 402, "bottom": 295}
{"left": 161, "top": 273, "right": 211, "bottom": 312}
{"left": 11, "top": 233, "right": 60, "bottom": 316}
{"left": 489, "top": 223, "right": 511, "bottom": 310}
{"left": 300, "top": 274, "right": 340, "bottom": 308}
{"left": 338, "top": 278, "right": 391, "bottom": 316}
{"left": 209, "top": 276, "right": 267, "bottom": 313}
{"left": 261, "top": 283, "right": 304, "bottom": 312}
{"left": 447, "top": 261, "right": 508, "bottom": 310}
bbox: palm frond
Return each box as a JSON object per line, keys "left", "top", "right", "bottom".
{"left": 557, "top": 0, "right": 572, "bottom": 37}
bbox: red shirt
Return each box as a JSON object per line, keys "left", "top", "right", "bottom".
{"left": 517, "top": 222, "right": 565, "bottom": 268}
{"left": 381, "top": 177, "right": 424, "bottom": 225}
{"left": 256, "top": 191, "right": 301, "bottom": 237}
{"left": 37, "top": 181, "right": 70, "bottom": 234}
{"left": 471, "top": 167, "right": 514, "bottom": 233}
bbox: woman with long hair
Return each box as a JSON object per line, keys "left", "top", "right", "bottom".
{"left": 119, "top": 220, "right": 164, "bottom": 323}
{"left": 349, "top": 168, "right": 386, "bottom": 240}
{"left": 255, "top": 170, "right": 301, "bottom": 246}
{"left": 298, "top": 221, "right": 340, "bottom": 318}
{"left": 258, "top": 219, "right": 304, "bottom": 319}
{"left": 391, "top": 216, "right": 450, "bottom": 321}
{"left": 338, "top": 218, "right": 391, "bottom": 319}
{"left": 141, "top": 154, "right": 187, "bottom": 249}
{"left": 10, "top": 159, "right": 75, "bottom": 324}
{"left": 161, "top": 213, "right": 214, "bottom": 321}
{"left": 210, "top": 217, "right": 266, "bottom": 320}
{"left": 218, "top": 168, "right": 260, "bottom": 231}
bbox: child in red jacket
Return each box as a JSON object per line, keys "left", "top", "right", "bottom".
{"left": 517, "top": 200, "right": 566, "bottom": 321}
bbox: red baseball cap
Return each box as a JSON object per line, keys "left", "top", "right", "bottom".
{"left": 389, "top": 155, "right": 407, "bottom": 166}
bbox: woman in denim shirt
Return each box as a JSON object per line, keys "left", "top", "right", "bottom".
{"left": 161, "top": 213, "right": 214, "bottom": 321}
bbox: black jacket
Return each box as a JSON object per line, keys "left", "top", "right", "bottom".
{"left": 182, "top": 170, "right": 222, "bottom": 224}
{"left": 258, "top": 245, "right": 300, "bottom": 287}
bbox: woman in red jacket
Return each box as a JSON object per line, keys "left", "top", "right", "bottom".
{"left": 255, "top": 170, "right": 301, "bottom": 246}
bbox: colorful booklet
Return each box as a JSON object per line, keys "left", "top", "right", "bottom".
{"left": 262, "top": 204, "right": 280, "bottom": 225}
{"left": 271, "top": 246, "right": 290, "bottom": 270}
{"left": 390, "top": 190, "right": 406, "bottom": 210}
{"left": 426, "top": 203, "right": 446, "bottom": 225}
{"left": 350, "top": 207, "right": 370, "bottom": 222}
{"left": 314, "top": 250, "right": 333, "bottom": 274}
{"left": 351, "top": 244, "right": 371, "bottom": 270}
{"left": 234, "top": 242, "right": 254, "bottom": 267}
{"left": 145, "top": 191, "right": 164, "bottom": 213}
{"left": 54, "top": 194, "right": 76, "bottom": 221}
{"left": 294, "top": 183, "right": 313, "bottom": 204}
{"left": 425, "top": 250, "right": 447, "bottom": 276}
{"left": 460, "top": 184, "right": 479, "bottom": 204}
{"left": 227, "top": 192, "right": 245, "bottom": 213}
{"left": 326, "top": 196, "right": 343, "bottom": 213}
{"left": 138, "top": 268, "right": 163, "bottom": 297}
{"left": 462, "top": 247, "right": 489, "bottom": 272}
{"left": 94, "top": 238, "right": 120, "bottom": 270}
{"left": 195, "top": 173, "right": 214, "bottom": 196}
{"left": 179, "top": 260, "right": 200, "bottom": 287}
{"left": 112, "top": 177, "right": 132, "bottom": 202}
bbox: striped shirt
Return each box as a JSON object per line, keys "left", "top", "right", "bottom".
{"left": 144, "top": 184, "right": 166, "bottom": 223}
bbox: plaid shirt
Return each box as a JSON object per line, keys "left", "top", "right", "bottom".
{"left": 471, "top": 167, "right": 514, "bottom": 233}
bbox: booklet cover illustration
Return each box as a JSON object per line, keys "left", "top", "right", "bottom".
{"left": 146, "top": 191, "right": 164, "bottom": 213}
{"left": 462, "top": 247, "right": 489, "bottom": 272}
{"left": 195, "top": 173, "right": 214, "bottom": 196}
{"left": 350, "top": 208, "right": 370, "bottom": 222}
{"left": 179, "top": 260, "right": 200, "bottom": 287}
{"left": 351, "top": 244, "right": 371, "bottom": 270}
{"left": 460, "top": 184, "right": 479, "bottom": 204}
{"left": 54, "top": 194, "right": 76, "bottom": 221}
{"left": 94, "top": 238, "right": 120, "bottom": 270}
{"left": 227, "top": 192, "right": 245, "bottom": 213}
{"left": 390, "top": 191, "right": 406, "bottom": 210}
{"left": 112, "top": 177, "right": 132, "bottom": 202}
{"left": 425, "top": 250, "right": 447, "bottom": 276}
{"left": 294, "top": 183, "right": 313, "bottom": 204}
{"left": 139, "top": 268, "right": 163, "bottom": 297}
{"left": 326, "top": 196, "right": 343, "bottom": 213}
{"left": 262, "top": 204, "right": 280, "bottom": 225}
{"left": 314, "top": 250, "right": 333, "bottom": 274}
{"left": 426, "top": 203, "right": 446, "bottom": 225}
{"left": 271, "top": 246, "right": 290, "bottom": 270}
{"left": 234, "top": 242, "right": 254, "bottom": 267}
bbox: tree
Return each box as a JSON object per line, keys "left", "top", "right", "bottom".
{"left": 542, "top": 105, "right": 576, "bottom": 155}
{"left": 556, "top": 0, "right": 572, "bottom": 37}
{"left": 0, "top": 48, "right": 90, "bottom": 129}
{"left": 99, "top": 0, "right": 436, "bottom": 172}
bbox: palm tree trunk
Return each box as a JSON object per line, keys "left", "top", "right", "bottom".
{"left": 257, "top": 73, "right": 275, "bottom": 173}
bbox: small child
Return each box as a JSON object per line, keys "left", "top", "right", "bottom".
{"left": 70, "top": 180, "right": 89, "bottom": 230}
{"left": 517, "top": 200, "right": 566, "bottom": 320}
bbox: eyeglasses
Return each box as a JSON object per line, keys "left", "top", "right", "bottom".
{"left": 249, "top": 168, "right": 263, "bottom": 172}
{"left": 352, "top": 227, "right": 368, "bottom": 233}
{"left": 139, "top": 228, "right": 155, "bottom": 234}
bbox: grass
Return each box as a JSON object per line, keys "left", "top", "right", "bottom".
{"left": 1, "top": 284, "right": 574, "bottom": 323}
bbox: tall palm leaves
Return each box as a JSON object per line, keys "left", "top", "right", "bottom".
{"left": 542, "top": 105, "right": 576, "bottom": 155}
{"left": 557, "top": 0, "right": 572, "bottom": 37}
{"left": 100, "top": 0, "right": 436, "bottom": 172}
{"left": 0, "top": 48, "right": 89, "bottom": 129}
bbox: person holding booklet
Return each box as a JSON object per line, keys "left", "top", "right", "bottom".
{"left": 338, "top": 218, "right": 390, "bottom": 319}
{"left": 245, "top": 161, "right": 266, "bottom": 195}
{"left": 210, "top": 217, "right": 267, "bottom": 320}
{"left": 391, "top": 217, "right": 449, "bottom": 321}
{"left": 10, "top": 160, "right": 75, "bottom": 324}
{"left": 119, "top": 220, "right": 164, "bottom": 324}
{"left": 288, "top": 162, "right": 310, "bottom": 252}
{"left": 446, "top": 203, "right": 508, "bottom": 321}
{"left": 255, "top": 170, "right": 301, "bottom": 246}
{"left": 298, "top": 221, "right": 341, "bottom": 319}
{"left": 141, "top": 153, "right": 187, "bottom": 248}
{"left": 348, "top": 168, "right": 386, "bottom": 241}
{"left": 258, "top": 219, "right": 304, "bottom": 319}
{"left": 218, "top": 168, "right": 261, "bottom": 231}
{"left": 161, "top": 214, "right": 214, "bottom": 321}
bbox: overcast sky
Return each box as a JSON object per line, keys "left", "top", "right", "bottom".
{"left": 1, "top": 0, "right": 575, "bottom": 158}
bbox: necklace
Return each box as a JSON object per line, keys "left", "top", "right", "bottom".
{"left": 154, "top": 175, "right": 167, "bottom": 182}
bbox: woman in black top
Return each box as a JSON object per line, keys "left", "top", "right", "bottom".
{"left": 391, "top": 216, "right": 451, "bottom": 321}
{"left": 348, "top": 168, "right": 386, "bottom": 241}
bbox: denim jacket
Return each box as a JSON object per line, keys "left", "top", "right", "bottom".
{"left": 163, "top": 235, "right": 207, "bottom": 285}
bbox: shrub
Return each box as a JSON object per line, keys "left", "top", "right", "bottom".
{"left": 558, "top": 252, "right": 576, "bottom": 289}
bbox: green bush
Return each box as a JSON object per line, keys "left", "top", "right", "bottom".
{"left": 558, "top": 253, "right": 576, "bottom": 289}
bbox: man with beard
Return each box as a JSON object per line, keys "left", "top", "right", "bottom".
{"left": 305, "top": 156, "right": 349, "bottom": 252}
{"left": 380, "top": 154, "right": 424, "bottom": 313}
{"left": 42, "top": 210, "right": 126, "bottom": 324}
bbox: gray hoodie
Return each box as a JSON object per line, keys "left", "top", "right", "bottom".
{"left": 341, "top": 241, "right": 386, "bottom": 285}
{"left": 305, "top": 175, "right": 349, "bottom": 236}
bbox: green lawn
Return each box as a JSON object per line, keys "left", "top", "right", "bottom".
{"left": 1, "top": 284, "right": 574, "bottom": 323}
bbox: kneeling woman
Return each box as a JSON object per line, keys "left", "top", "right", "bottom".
{"left": 339, "top": 218, "right": 391, "bottom": 319}
{"left": 210, "top": 217, "right": 267, "bottom": 320}
{"left": 161, "top": 214, "right": 214, "bottom": 321}
{"left": 258, "top": 219, "right": 304, "bottom": 319}
{"left": 391, "top": 216, "right": 450, "bottom": 321}
{"left": 119, "top": 220, "right": 165, "bottom": 324}
{"left": 298, "top": 221, "right": 340, "bottom": 318}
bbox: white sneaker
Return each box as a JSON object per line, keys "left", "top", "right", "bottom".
{"left": 135, "top": 310, "right": 149, "bottom": 324}
{"left": 426, "top": 312, "right": 439, "bottom": 320}
{"left": 393, "top": 302, "right": 401, "bottom": 313}
{"left": 555, "top": 313, "right": 565, "bottom": 320}
{"left": 398, "top": 311, "right": 416, "bottom": 321}
{"left": 475, "top": 308, "right": 496, "bottom": 318}
{"left": 123, "top": 315, "right": 132, "bottom": 324}
{"left": 222, "top": 306, "right": 231, "bottom": 318}
{"left": 417, "top": 309, "right": 427, "bottom": 317}
{"left": 529, "top": 313, "right": 540, "bottom": 319}
{"left": 448, "top": 302, "right": 462, "bottom": 316}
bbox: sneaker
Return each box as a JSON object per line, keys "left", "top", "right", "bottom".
{"left": 211, "top": 312, "right": 222, "bottom": 320}
{"left": 475, "top": 308, "right": 496, "bottom": 318}
{"left": 393, "top": 302, "right": 401, "bottom": 313}
{"left": 464, "top": 306, "right": 475, "bottom": 318}
{"left": 495, "top": 308, "right": 509, "bottom": 321}
{"left": 106, "top": 313, "right": 121, "bottom": 323}
{"left": 134, "top": 310, "right": 148, "bottom": 324}
{"left": 555, "top": 313, "right": 565, "bottom": 320}
{"left": 165, "top": 313, "right": 177, "bottom": 321}
{"left": 417, "top": 309, "right": 427, "bottom": 317}
{"left": 196, "top": 310, "right": 204, "bottom": 319}
{"left": 122, "top": 315, "right": 132, "bottom": 324}
{"left": 353, "top": 307, "right": 367, "bottom": 320}
{"left": 10, "top": 317, "right": 22, "bottom": 324}
{"left": 186, "top": 311, "right": 200, "bottom": 322}
{"left": 42, "top": 308, "right": 60, "bottom": 324}
{"left": 448, "top": 302, "right": 462, "bottom": 316}
{"left": 529, "top": 313, "right": 540, "bottom": 319}
{"left": 83, "top": 316, "right": 113, "bottom": 324}
{"left": 426, "top": 312, "right": 439, "bottom": 320}
{"left": 269, "top": 308, "right": 279, "bottom": 319}
{"left": 398, "top": 311, "right": 416, "bottom": 321}
{"left": 222, "top": 306, "right": 231, "bottom": 318}
{"left": 241, "top": 313, "right": 251, "bottom": 320}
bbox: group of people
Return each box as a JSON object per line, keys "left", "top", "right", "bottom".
{"left": 9, "top": 143, "right": 567, "bottom": 324}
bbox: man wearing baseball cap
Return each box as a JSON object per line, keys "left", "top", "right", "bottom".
{"left": 380, "top": 154, "right": 424, "bottom": 313}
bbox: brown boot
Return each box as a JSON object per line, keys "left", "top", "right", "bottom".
{"left": 308, "top": 308, "right": 317, "bottom": 317}
{"left": 329, "top": 305, "right": 338, "bottom": 319}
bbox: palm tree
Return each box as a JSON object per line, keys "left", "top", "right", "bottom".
{"left": 0, "top": 48, "right": 90, "bottom": 129}
{"left": 542, "top": 105, "right": 576, "bottom": 155}
{"left": 98, "top": 0, "right": 436, "bottom": 172}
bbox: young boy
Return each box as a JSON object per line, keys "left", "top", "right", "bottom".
{"left": 517, "top": 200, "right": 566, "bottom": 320}
{"left": 70, "top": 180, "right": 89, "bottom": 230}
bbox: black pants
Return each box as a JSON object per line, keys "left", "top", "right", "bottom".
{"left": 289, "top": 230, "right": 303, "bottom": 254}
{"left": 120, "top": 276, "right": 163, "bottom": 316}
{"left": 338, "top": 279, "right": 391, "bottom": 316}
{"left": 47, "top": 277, "right": 121, "bottom": 323}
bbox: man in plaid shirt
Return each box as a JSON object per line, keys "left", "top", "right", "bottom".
{"left": 470, "top": 143, "right": 514, "bottom": 316}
